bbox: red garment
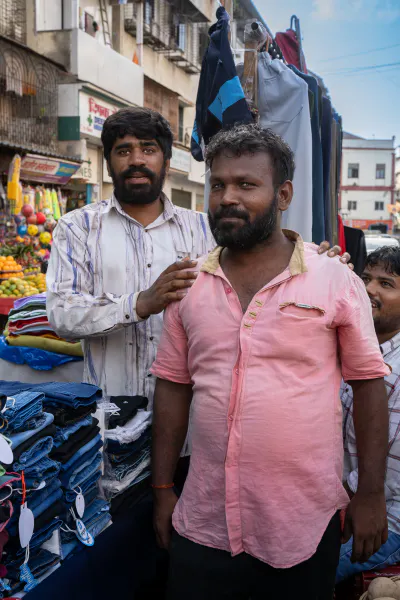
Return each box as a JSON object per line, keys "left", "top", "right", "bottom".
{"left": 275, "top": 30, "right": 307, "bottom": 73}
{"left": 338, "top": 214, "right": 346, "bottom": 254}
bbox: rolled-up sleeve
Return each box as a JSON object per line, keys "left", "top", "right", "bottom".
{"left": 47, "top": 218, "right": 145, "bottom": 341}
{"left": 337, "top": 274, "right": 390, "bottom": 381}
{"left": 151, "top": 301, "right": 191, "bottom": 384}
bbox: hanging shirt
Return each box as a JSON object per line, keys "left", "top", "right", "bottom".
{"left": 257, "top": 53, "right": 313, "bottom": 242}
{"left": 151, "top": 230, "right": 389, "bottom": 568}
{"left": 342, "top": 331, "right": 400, "bottom": 535}
{"left": 46, "top": 193, "right": 214, "bottom": 405}
{"left": 275, "top": 29, "right": 308, "bottom": 73}
{"left": 191, "top": 6, "right": 252, "bottom": 161}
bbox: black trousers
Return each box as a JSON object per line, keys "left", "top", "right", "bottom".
{"left": 167, "top": 512, "right": 341, "bottom": 600}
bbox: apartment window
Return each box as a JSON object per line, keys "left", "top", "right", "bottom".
{"left": 375, "top": 201, "right": 384, "bottom": 211}
{"left": 177, "top": 23, "right": 186, "bottom": 52}
{"left": 178, "top": 106, "right": 184, "bottom": 143}
{"left": 348, "top": 163, "right": 359, "bottom": 178}
{"left": 376, "top": 164, "right": 386, "bottom": 179}
{"left": 347, "top": 201, "right": 357, "bottom": 211}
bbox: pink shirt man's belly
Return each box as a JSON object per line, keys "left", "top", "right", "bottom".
{"left": 151, "top": 233, "right": 389, "bottom": 568}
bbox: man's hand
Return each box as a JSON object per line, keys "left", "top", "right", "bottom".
{"left": 136, "top": 260, "right": 198, "bottom": 319}
{"left": 318, "top": 241, "right": 353, "bottom": 269}
{"left": 153, "top": 488, "right": 179, "bottom": 550}
{"left": 342, "top": 491, "right": 388, "bottom": 563}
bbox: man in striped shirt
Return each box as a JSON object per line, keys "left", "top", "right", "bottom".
{"left": 47, "top": 107, "right": 346, "bottom": 405}
{"left": 338, "top": 246, "right": 400, "bottom": 581}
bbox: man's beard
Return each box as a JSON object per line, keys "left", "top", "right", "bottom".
{"left": 110, "top": 164, "right": 166, "bottom": 206}
{"left": 208, "top": 194, "right": 278, "bottom": 250}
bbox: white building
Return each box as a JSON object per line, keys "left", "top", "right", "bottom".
{"left": 340, "top": 132, "right": 395, "bottom": 231}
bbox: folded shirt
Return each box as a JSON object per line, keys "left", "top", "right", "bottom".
{"left": 6, "top": 335, "right": 83, "bottom": 357}
{"left": 107, "top": 427, "right": 151, "bottom": 465}
{"left": 108, "top": 395, "right": 148, "bottom": 429}
{"left": 105, "top": 410, "right": 152, "bottom": 444}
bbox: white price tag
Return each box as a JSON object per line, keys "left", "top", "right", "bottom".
{"left": 0, "top": 435, "right": 13, "bottom": 465}
{"left": 75, "top": 493, "right": 85, "bottom": 519}
{"left": 19, "top": 503, "right": 34, "bottom": 548}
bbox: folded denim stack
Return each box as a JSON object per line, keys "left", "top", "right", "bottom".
{"left": 102, "top": 397, "right": 152, "bottom": 509}
{"left": 39, "top": 384, "right": 111, "bottom": 560}
{"left": 0, "top": 294, "right": 83, "bottom": 371}
{"left": 0, "top": 381, "right": 109, "bottom": 594}
{"left": 0, "top": 388, "right": 65, "bottom": 594}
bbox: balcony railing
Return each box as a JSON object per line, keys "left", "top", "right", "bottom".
{"left": 125, "top": 1, "right": 208, "bottom": 74}
{"left": 0, "top": 39, "right": 60, "bottom": 155}
{"left": 0, "top": 0, "right": 26, "bottom": 45}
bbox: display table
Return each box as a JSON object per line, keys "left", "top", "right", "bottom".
{"left": 0, "top": 298, "right": 14, "bottom": 315}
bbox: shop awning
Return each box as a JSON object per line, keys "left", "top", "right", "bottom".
{"left": 19, "top": 154, "right": 82, "bottom": 185}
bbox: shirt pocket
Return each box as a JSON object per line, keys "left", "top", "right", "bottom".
{"left": 279, "top": 301, "right": 326, "bottom": 320}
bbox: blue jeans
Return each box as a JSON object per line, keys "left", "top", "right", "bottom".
{"left": 64, "top": 469, "right": 101, "bottom": 504}
{"left": 60, "top": 434, "right": 103, "bottom": 473}
{"left": 1, "top": 391, "right": 43, "bottom": 432}
{"left": 9, "top": 412, "right": 54, "bottom": 448}
{"left": 336, "top": 532, "right": 400, "bottom": 582}
{"left": 14, "top": 456, "right": 61, "bottom": 487}
{"left": 13, "top": 436, "right": 54, "bottom": 471}
{"left": 62, "top": 498, "right": 110, "bottom": 542}
{"left": 53, "top": 415, "right": 93, "bottom": 448}
{"left": 113, "top": 448, "right": 151, "bottom": 482}
{"left": 16, "top": 518, "right": 62, "bottom": 556}
{"left": 60, "top": 451, "right": 102, "bottom": 490}
{"left": 0, "top": 382, "right": 101, "bottom": 409}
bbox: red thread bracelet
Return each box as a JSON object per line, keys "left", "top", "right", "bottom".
{"left": 151, "top": 483, "right": 174, "bottom": 489}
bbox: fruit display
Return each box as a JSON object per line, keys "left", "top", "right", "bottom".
{"left": 0, "top": 274, "right": 46, "bottom": 299}
{"left": 0, "top": 256, "right": 23, "bottom": 277}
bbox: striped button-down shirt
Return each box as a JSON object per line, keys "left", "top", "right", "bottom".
{"left": 342, "top": 331, "right": 400, "bottom": 534}
{"left": 46, "top": 193, "right": 214, "bottom": 405}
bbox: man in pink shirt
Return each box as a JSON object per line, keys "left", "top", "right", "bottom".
{"left": 151, "top": 124, "right": 389, "bottom": 599}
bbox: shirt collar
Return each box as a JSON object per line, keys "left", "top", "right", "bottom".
{"left": 380, "top": 331, "right": 400, "bottom": 358}
{"left": 104, "top": 191, "right": 176, "bottom": 225}
{"left": 201, "top": 229, "right": 308, "bottom": 276}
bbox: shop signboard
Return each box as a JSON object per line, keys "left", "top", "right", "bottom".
{"left": 80, "top": 92, "right": 119, "bottom": 139}
{"left": 20, "top": 154, "right": 80, "bottom": 185}
{"left": 170, "top": 147, "right": 190, "bottom": 173}
{"left": 71, "top": 147, "right": 99, "bottom": 184}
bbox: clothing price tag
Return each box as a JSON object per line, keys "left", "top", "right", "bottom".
{"left": 36, "top": 481, "right": 46, "bottom": 490}
{"left": 0, "top": 435, "right": 13, "bottom": 465}
{"left": 75, "top": 493, "right": 85, "bottom": 519}
{"left": 75, "top": 519, "right": 94, "bottom": 547}
{"left": 19, "top": 503, "right": 34, "bottom": 548}
{"left": 100, "top": 402, "right": 120, "bottom": 414}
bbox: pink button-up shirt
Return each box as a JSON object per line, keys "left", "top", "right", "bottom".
{"left": 151, "top": 231, "right": 389, "bottom": 569}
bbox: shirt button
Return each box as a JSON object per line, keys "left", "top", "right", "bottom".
{"left": 147, "top": 373, "right": 152, "bottom": 378}
{"left": 226, "top": 288, "right": 232, "bottom": 294}
{"left": 235, "top": 369, "right": 239, "bottom": 375}
{"left": 149, "top": 336, "right": 154, "bottom": 341}
{"left": 147, "top": 263, "right": 151, "bottom": 268}
{"left": 228, "top": 415, "right": 233, "bottom": 421}
{"left": 125, "top": 315, "right": 130, "bottom": 320}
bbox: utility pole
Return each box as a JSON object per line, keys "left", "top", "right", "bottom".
{"left": 136, "top": 0, "right": 144, "bottom": 67}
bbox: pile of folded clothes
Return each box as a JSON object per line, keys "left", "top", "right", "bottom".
{"left": 1, "top": 388, "right": 63, "bottom": 595}
{"left": 0, "top": 293, "right": 83, "bottom": 371}
{"left": 0, "top": 381, "right": 112, "bottom": 594}
{"left": 102, "top": 396, "right": 152, "bottom": 513}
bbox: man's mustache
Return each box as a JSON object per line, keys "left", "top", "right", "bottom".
{"left": 122, "top": 166, "right": 155, "bottom": 182}
{"left": 212, "top": 206, "right": 250, "bottom": 222}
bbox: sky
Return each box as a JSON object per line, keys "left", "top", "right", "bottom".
{"left": 253, "top": 0, "right": 400, "bottom": 146}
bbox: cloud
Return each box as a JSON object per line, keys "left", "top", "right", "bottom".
{"left": 312, "top": 0, "right": 400, "bottom": 22}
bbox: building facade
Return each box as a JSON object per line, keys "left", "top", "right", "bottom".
{"left": 340, "top": 132, "right": 396, "bottom": 231}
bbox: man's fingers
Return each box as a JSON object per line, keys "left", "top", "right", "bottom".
{"left": 165, "top": 279, "right": 195, "bottom": 292}
{"left": 351, "top": 533, "right": 364, "bottom": 563}
{"left": 382, "top": 522, "right": 389, "bottom": 545}
{"left": 162, "top": 260, "right": 197, "bottom": 275}
{"left": 328, "top": 245, "right": 342, "bottom": 257}
{"left": 164, "top": 291, "right": 189, "bottom": 305}
{"left": 340, "top": 252, "right": 351, "bottom": 264}
{"left": 373, "top": 532, "right": 383, "bottom": 556}
{"left": 360, "top": 537, "right": 375, "bottom": 564}
{"left": 164, "top": 270, "right": 198, "bottom": 283}
{"left": 341, "top": 514, "right": 352, "bottom": 544}
{"left": 318, "top": 241, "right": 330, "bottom": 254}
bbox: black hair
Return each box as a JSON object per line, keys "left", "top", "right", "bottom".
{"left": 365, "top": 245, "right": 400, "bottom": 276}
{"left": 101, "top": 107, "right": 173, "bottom": 162}
{"left": 205, "top": 123, "right": 295, "bottom": 186}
